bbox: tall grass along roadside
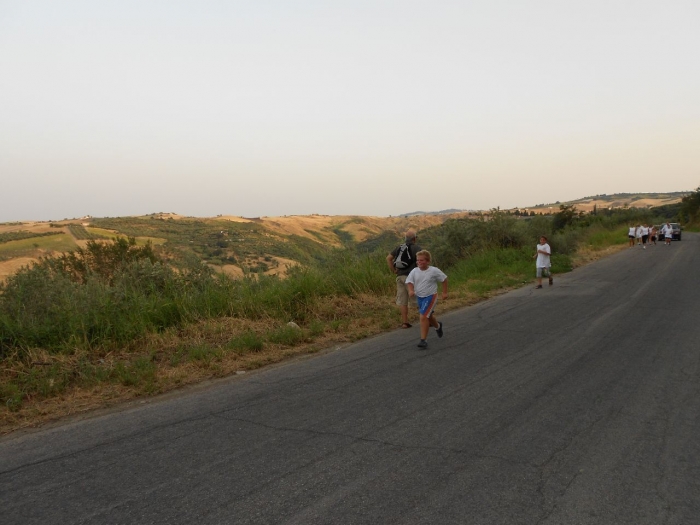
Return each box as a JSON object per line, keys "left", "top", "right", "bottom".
{"left": 0, "top": 207, "right": 661, "bottom": 426}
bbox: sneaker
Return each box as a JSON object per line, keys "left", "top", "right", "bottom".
{"left": 535, "top": 284, "right": 543, "bottom": 289}
{"left": 417, "top": 339, "right": 428, "bottom": 349}
{"left": 548, "top": 277, "right": 553, "bottom": 286}
{"left": 436, "top": 322, "right": 443, "bottom": 338}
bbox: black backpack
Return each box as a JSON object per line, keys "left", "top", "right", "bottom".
{"left": 393, "top": 243, "right": 413, "bottom": 270}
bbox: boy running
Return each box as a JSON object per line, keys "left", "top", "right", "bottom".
{"left": 534, "top": 236, "right": 553, "bottom": 288}
{"left": 406, "top": 250, "right": 448, "bottom": 349}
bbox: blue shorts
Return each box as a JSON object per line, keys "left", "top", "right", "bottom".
{"left": 416, "top": 294, "right": 437, "bottom": 317}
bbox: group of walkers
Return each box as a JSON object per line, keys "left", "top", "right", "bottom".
{"left": 627, "top": 222, "right": 675, "bottom": 249}
{"left": 386, "top": 229, "right": 552, "bottom": 349}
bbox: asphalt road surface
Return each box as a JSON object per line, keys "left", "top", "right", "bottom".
{"left": 2, "top": 234, "right": 699, "bottom": 524}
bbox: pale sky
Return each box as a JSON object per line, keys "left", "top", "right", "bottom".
{"left": 1, "top": 0, "right": 698, "bottom": 222}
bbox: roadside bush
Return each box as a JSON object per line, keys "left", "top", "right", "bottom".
{"left": 0, "top": 239, "right": 225, "bottom": 356}
{"left": 45, "top": 236, "right": 160, "bottom": 285}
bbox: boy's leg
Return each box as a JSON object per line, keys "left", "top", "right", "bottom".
{"left": 420, "top": 313, "right": 439, "bottom": 340}
{"left": 419, "top": 314, "right": 430, "bottom": 340}
{"left": 416, "top": 295, "right": 438, "bottom": 343}
{"left": 429, "top": 313, "right": 443, "bottom": 337}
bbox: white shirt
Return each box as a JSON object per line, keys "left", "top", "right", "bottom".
{"left": 406, "top": 266, "right": 447, "bottom": 297}
{"left": 536, "top": 243, "right": 551, "bottom": 268}
{"left": 662, "top": 224, "right": 673, "bottom": 237}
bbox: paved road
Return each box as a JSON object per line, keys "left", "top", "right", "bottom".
{"left": 2, "top": 235, "right": 699, "bottom": 524}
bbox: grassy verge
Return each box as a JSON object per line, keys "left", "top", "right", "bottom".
{"left": 0, "top": 227, "right": 629, "bottom": 434}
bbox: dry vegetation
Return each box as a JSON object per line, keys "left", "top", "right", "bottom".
{"left": 1, "top": 289, "right": 492, "bottom": 435}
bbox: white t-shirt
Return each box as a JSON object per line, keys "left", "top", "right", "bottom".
{"left": 628, "top": 227, "right": 635, "bottom": 236}
{"left": 662, "top": 224, "right": 673, "bottom": 238}
{"left": 405, "top": 266, "right": 447, "bottom": 297}
{"left": 536, "top": 243, "right": 551, "bottom": 268}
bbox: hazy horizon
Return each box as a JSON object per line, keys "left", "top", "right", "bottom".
{"left": 2, "top": 190, "right": 691, "bottom": 224}
{"left": 2, "top": 1, "right": 698, "bottom": 223}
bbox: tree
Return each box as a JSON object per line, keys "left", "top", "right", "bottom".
{"left": 679, "top": 187, "right": 700, "bottom": 225}
{"left": 552, "top": 204, "right": 580, "bottom": 231}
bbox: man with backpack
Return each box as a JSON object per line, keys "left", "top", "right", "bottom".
{"left": 387, "top": 229, "right": 421, "bottom": 328}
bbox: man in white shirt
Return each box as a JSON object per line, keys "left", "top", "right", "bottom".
{"left": 661, "top": 222, "right": 673, "bottom": 245}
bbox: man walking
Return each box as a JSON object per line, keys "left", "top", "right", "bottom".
{"left": 661, "top": 222, "right": 673, "bottom": 245}
{"left": 387, "top": 229, "right": 421, "bottom": 328}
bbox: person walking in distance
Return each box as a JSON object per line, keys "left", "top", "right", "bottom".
{"left": 641, "top": 224, "right": 649, "bottom": 249}
{"left": 387, "top": 229, "right": 421, "bottom": 328}
{"left": 635, "top": 224, "right": 643, "bottom": 246}
{"left": 661, "top": 222, "right": 673, "bottom": 246}
{"left": 628, "top": 225, "right": 636, "bottom": 247}
{"left": 406, "top": 250, "right": 448, "bottom": 349}
{"left": 534, "top": 235, "right": 552, "bottom": 288}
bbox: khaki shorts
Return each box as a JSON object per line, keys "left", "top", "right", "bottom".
{"left": 395, "top": 274, "right": 410, "bottom": 306}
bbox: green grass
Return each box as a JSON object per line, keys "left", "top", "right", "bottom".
{"left": 85, "top": 226, "right": 119, "bottom": 238}
{"left": 0, "top": 231, "right": 63, "bottom": 244}
{"left": 581, "top": 225, "right": 628, "bottom": 248}
{"left": 267, "top": 325, "right": 307, "bottom": 346}
{"left": 226, "top": 331, "right": 265, "bottom": 354}
{"left": 0, "top": 233, "right": 77, "bottom": 256}
{"left": 85, "top": 227, "right": 166, "bottom": 246}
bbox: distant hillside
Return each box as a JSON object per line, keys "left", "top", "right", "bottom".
{"left": 519, "top": 192, "right": 689, "bottom": 215}
{"left": 0, "top": 192, "right": 689, "bottom": 281}
{"left": 399, "top": 192, "right": 689, "bottom": 217}
{"left": 0, "top": 212, "right": 464, "bottom": 281}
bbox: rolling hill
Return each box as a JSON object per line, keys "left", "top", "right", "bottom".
{"left": 0, "top": 192, "right": 687, "bottom": 281}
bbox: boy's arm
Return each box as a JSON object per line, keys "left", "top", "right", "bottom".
{"left": 441, "top": 278, "right": 448, "bottom": 300}
{"left": 407, "top": 282, "right": 415, "bottom": 297}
